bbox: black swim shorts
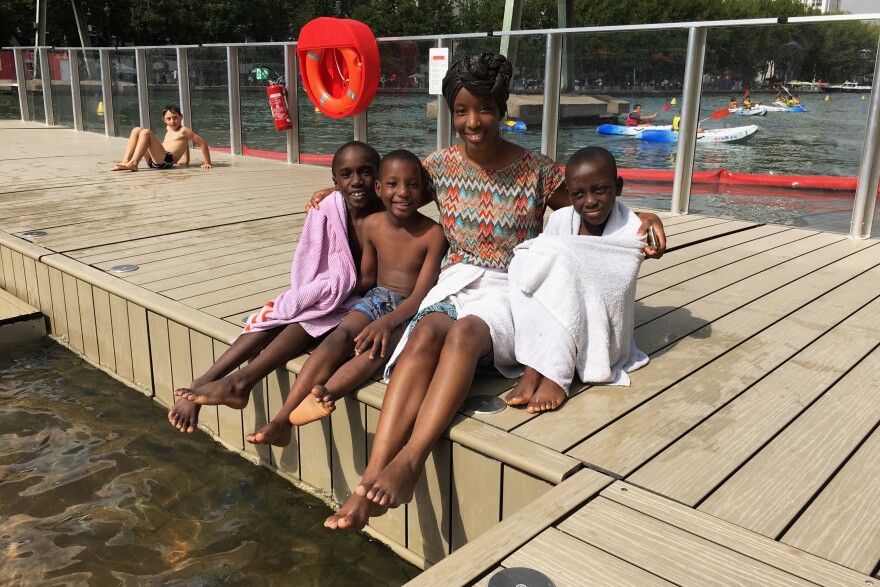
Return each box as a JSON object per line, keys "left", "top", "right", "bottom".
{"left": 147, "top": 152, "right": 174, "bottom": 169}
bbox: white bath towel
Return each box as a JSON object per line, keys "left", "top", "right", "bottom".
{"left": 508, "top": 201, "right": 649, "bottom": 390}
{"left": 383, "top": 264, "right": 522, "bottom": 380}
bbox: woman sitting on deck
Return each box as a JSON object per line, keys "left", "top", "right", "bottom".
{"left": 322, "top": 52, "right": 667, "bottom": 531}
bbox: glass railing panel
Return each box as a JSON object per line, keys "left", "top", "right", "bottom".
{"left": 238, "top": 46, "right": 287, "bottom": 155}
{"left": 110, "top": 50, "right": 139, "bottom": 136}
{"left": 25, "top": 50, "right": 45, "bottom": 123}
{"left": 187, "top": 47, "right": 231, "bottom": 149}
{"left": 78, "top": 50, "right": 104, "bottom": 133}
{"left": 686, "top": 22, "right": 880, "bottom": 235}
{"left": 48, "top": 50, "right": 74, "bottom": 127}
{"left": 0, "top": 50, "right": 22, "bottom": 120}
{"left": 146, "top": 49, "right": 180, "bottom": 136}
{"left": 296, "top": 55, "right": 352, "bottom": 161}
{"left": 556, "top": 28, "right": 690, "bottom": 211}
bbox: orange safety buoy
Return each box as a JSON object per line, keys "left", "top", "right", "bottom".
{"left": 297, "top": 18, "right": 379, "bottom": 119}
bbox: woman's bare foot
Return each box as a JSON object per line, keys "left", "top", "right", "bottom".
{"left": 505, "top": 368, "right": 543, "bottom": 406}
{"left": 174, "top": 374, "right": 251, "bottom": 409}
{"left": 526, "top": 379, "right": 567, "bottom": 414}
{"left": 356, "top": 449, "right": 422, "bottom": 508}
{"left": 245, "top": 419, "right": 293, "bottom": 447}
{"left": 324, "top": 492, "right": 387, "bottom": 531}
{"left": 167, "top": 399, "right": 200, "bottom": 433}
{"left": 289, "top": 385, "right": 336, "bottom": 426}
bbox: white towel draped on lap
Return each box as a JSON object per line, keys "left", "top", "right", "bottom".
{"left": 508, "top": 202, "right": 649, "bottom": 390}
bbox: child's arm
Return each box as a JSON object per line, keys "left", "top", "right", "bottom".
{"left": 184, "top": 128, "right": 212, "bottom": 169}
{"left": 355, "top": 218, "right": 379, "bottom": 294}
{"left": 178, "top": 144, "right": 191, "bottom": 166}
{"left": 353, "top": 224, "right": 448, "bottom": 360}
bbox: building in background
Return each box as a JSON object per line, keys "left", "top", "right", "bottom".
{"left": 801, "top": 0, "right": 841, "bottom": 12}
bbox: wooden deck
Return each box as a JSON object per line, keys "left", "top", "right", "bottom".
{"left": 1, "top": 120, "right": 879, "bottom": 583}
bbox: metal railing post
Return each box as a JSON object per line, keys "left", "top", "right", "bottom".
{"left": 671, "top": 26, "right": 707, "bottom": 216}
{"left": 177, "top": 47, "right": 192, "bottom": 126}
{"left": 541, "top": 32, "right": 562, "bottom": 161}
{"left": 285, "top": 44, "right": 300, "bottom": 164}
{"left": 353, "top": 112, "right": 367, "bottom": 143}
{"left": 227, "top": 46, "right": 242, "bottom": 155}
{"left": 850, "top": 36, "right": 880, "bottom": 239}
{"left": 99, "top": 48, "right": 115, "bottom": 136}
{"left": 69, "top": 49, "right": 83, "bottom": 131}
{"left": 38, "top": 47, "right": 55, "bottom": 125}
{"left": 13, "top": 48, "right": 29, "bottom": 122}
{"left": 135, "top": 49, "right": 150, "bottom": 129}
{"left": 437, "top": 38, "right": 452, "bottom": 151}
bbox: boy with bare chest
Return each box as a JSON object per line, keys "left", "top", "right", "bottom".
{"left": 111, "top": 105, "right": 212, "bottom": 171}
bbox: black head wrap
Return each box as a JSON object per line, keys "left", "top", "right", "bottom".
{"left": 442, "top": 52, "right": 512, "bottom": 116}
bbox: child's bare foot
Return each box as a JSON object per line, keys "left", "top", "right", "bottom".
{"left": 356, "top": 449, "right": 422, "bottom": 508}
{"left": 324, "top": 492, "right": 387, "bottom": 531}
{"left": 245, "top": 420, "right": 292, "bottom": 446}
{"left": 113, "top": 162, "right": 138, "bottom": 172}
{"left": 109, "top": 162, "right": 129, "bottom": 171}
{"left": 505, "top": 368, "right": 543, "bottom": 406}
{"left": 167, "top": 398, "right": 200, "bottom": 433}
{"left": 526, "top": 379, "right": 567, "bottom": 414}
{"left": 174, "top": 375, "right": 251, "bottom": 409}
{"left": 289, "top": 385, "right": 336, "bottom": 426}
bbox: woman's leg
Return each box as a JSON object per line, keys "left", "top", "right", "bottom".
{"left": 168, "top": 328, "right": 281, "bottom": 432}
{"left": 325, "top": 314, "right": 453, "bottom": 530}
{"left": 246, "top": 313, "right": 371, "bottom": 446}
{"left": 359, "top": 316, "right": 492, "bottom": 509}
{"left": 174, "top": 322, "right": 313, "bottom": 409}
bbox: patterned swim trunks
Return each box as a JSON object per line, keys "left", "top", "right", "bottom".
{"left": 351, "top": 286, "right": 410, "bottom": 329}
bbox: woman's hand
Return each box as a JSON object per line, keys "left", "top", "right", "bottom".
{"left": 636, "top": 212, "right": 666, "bottom": 259}
{"left": 353, "top": 317, "right": 396, "bottom": 360}
{"left": 307, "top": 188, "right": 334, "bottom": 212}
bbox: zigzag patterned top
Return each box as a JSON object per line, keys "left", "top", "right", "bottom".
{"left": 424, "top": 146, "right": 563, "bottom": 271}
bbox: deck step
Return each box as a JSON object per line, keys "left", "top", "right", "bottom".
{"left": 0, "top": 288, "right": 46, "bottom": 344}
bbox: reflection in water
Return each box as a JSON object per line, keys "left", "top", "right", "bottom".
{"left": 0, "top": 340, "right": 418, "bottom": 586}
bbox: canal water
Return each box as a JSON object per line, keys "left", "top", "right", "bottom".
{"left": 2, "top": 89, "right": 878, "bottom": 236}
{"left": 0, "top": 339, "right": 419, "bottom": 586}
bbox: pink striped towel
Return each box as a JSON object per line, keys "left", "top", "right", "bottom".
{"left": 240, "top": 190, "right": 359, "bottom": 338}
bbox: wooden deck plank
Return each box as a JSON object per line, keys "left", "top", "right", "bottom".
{"left": 603, "top": 482, "right": 870, "bottom": 587}
{"left": 408, "top": 437, "right": 453, "bottom": 564}
{"left": 513, "top": 238, "right": 877, "bottom": 454}
{"left": 451, "top": 444, "right": 502, "bottom": 551}
{"left": 567, "top": 258, "right": 880, "bottom": 476}
{"left": 176, "top": 272, "right": 291, "bottom": 307}
{"left": 77, "top": 280, "right": 100, "bottom": 364}
{"left": 92, "top": 287, "right": 116, "bottom": 371}
{"left": 22, "top": 255, "right": 40, "bottom": 309}
{"left": 501, "top": 529, "right": 675, "bottom": 587}
{"left": 330, "top": 396, "right": 368, "bottom": 505}
{"left": 559, "top": 497, "right": 815, "bottom": 586}
{"left": 698, "top": 344, "right": 880, "bottom": 539}
{"left": 109, "top": 293, "right": 133, "bottom": 381}
{"left": 127, "top": 301, "right": 152, "bottom": 392}
{"left": 47, "top": 266, "right": 69, "bottom": 339}
{"left": 147, "top": 311, "right": 173, "bottom": 408}
{"left": 202, "top": 287, "right": 289, "bottom": 319}
{"left": 62, "top": 272, "right": 84, "bottom": 353}
{"left": 782, "top": 424, "right": 880, "bottom": 575}
{"left": 628, "top": 292, "right": 880, "bottom": 505}
{"left": 500, "top": 467, "right": 551, "bottom": 520}
{"left": 365, "top": 406, "right": 407, "bottom": 547}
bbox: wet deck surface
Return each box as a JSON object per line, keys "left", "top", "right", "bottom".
{"left": 2, "top": 120, "right": 879, "bottom": 584}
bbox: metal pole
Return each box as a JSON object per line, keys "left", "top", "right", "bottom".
{"left": 69, "top": 49, "right": 83, "bottom": 131}
{"left": 39, "top": 47, "right": 55, "bottom": 125}
{"left": 671, "top": 27, "right": 707, "bottom": 216}
{"left": 850, "top": 35, "right": 880, "bottom": 239}
{"left": 135, "top": 49, "right": 150, "bottom": 129}
{"left": 99, "top": 48, "right": 115, "bottom": 136}
{"left": 34, "top": 0, "right": 47, "bottom": 47}
{"left": 14, "top": 48, "right": 30, "bottom": 122}
{"left": 541, "top": 32, "right": 562, "bottom": 161}
{"left": 353, "top": 112, "right": 367, "bottom": 143}
{"left": 285, "top": 44, "right": 300, "bottom": 164}
{"left": 437, "top": 38, "right": 452, "bottom": 152}
{"left": 227, "top": 46, "right": 242, "bottom": 155}
{"left": 177, "top": 47, "right": 192, "bottom": 127}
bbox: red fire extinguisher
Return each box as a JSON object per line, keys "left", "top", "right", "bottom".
{"left": 267, "top": 83, "right": 292, "bottom": 131}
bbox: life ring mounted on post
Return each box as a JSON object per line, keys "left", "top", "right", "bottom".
{"left": 297, "top": 18, "right": 379, "bottom": 119}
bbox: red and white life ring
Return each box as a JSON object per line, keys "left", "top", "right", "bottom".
{"left": 297, "top": 18, "right": 379, "bottom": 119}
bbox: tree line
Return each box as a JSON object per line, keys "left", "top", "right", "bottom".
{"left": 2, "top": 0, "right": 877, "bottom": 84}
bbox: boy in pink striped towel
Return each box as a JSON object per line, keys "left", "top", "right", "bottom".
{"left": 169, "top": 141, "right": 384, "bottom": 438}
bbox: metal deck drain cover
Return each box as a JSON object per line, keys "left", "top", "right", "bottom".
{"left": 241, "top": 316, "right": 250, "bottom": 324}
{"left": 110, "top": 264, "right": 139, "bottom": 273}
{"left": 488, "top": 568, "right": 555, "bottom": 587}
{"left": 461, "top": 395, "right": 506, "bottom": 415}
{"left": 22, "top": 230, "right": 47, "bottom": 237}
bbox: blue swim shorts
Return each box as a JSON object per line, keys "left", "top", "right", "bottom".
{"left": 351, "top": 286, "right": 410, "bottom": 329}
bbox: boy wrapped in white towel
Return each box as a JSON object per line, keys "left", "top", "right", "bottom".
{"left": 506, "top": 147, "right": 652, "bottom": 413}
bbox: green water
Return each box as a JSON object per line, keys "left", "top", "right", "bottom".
{"left": 0, "top": 339, "right": 419, "bottom": 586}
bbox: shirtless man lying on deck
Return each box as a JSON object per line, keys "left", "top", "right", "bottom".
{"left": 110, "top": 105, "right": 212, "bottom": 171}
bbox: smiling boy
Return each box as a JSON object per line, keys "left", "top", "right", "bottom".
{"left": 110, "top": 105, "right": 212, "bottom": 171}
